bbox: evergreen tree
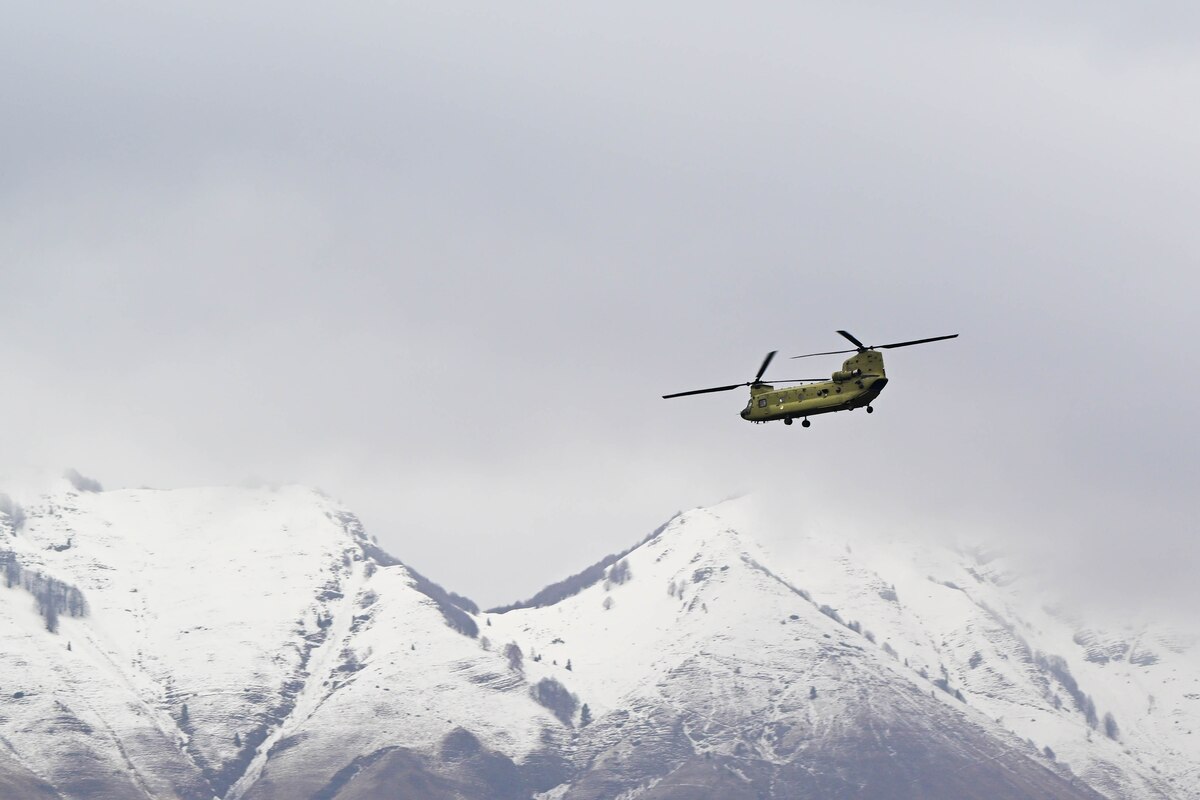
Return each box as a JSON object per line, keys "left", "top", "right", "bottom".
{"left": 580, "top": 703, "right": 592, "bottom": 727}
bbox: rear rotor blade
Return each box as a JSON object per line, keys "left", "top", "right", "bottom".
{"left": 770, "top": 378, "right": 828, "bottom": 384}
{"left": 876, "top": 334, "right": 959, "bottom": 349}
{"left": 790, "top": 348, "right": 858, "bottom": 359}
{"left": 793, "top": 332, "right": 959, "bottom": 358}
{"left": 837, "top": 330, "right": 867, "bottom": 350}
{"left": 662, "top": 383, "right": 748, "bottom": 399}
{"left": 753, "top": 351, "right": 777, "bottom": 383}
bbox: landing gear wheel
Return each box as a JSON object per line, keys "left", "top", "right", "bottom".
{"left": 866, "top": 406, "right": 874, "bottom": 414}
{"left": 784, "top": 418, "right": 793, "bottom": 425}
{"left": 801, "top": 419, "right": 811, "bottom": 428}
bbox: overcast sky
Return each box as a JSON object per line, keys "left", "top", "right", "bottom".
{"left": 2, "top": 3, "right": 1197, "bottom": 611}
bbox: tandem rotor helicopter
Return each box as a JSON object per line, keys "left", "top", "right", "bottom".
{"left": 662, "top": 331, "right": 958, "bottom": 427}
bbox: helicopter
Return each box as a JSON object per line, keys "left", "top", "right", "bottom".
{"left": 662, "top": 331, "right": 958, "bottom": 426}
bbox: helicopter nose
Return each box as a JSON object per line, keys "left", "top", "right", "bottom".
{"left": 739, "top": 407, "right": 749, "bottom": 420}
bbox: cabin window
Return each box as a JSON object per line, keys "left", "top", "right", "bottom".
{"left": 757, "top": 398, "right": 767, "bottom": 408}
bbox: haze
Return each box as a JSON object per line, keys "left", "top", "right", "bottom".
{"left": 2, "top": 3, "right": 1197, "bottom": 611}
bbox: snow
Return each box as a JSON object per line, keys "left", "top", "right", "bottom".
{"left": 1, "top": 481, "right": 1196, "bottom": 799}
{"left": 490, "top": 496, "right": 1196, "bottom": 797}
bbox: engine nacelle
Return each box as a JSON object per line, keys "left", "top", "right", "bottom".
{"left": 831, "top": 369, "right": 861, "bottom": 382}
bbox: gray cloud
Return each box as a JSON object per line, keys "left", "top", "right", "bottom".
{"left": 2, "top": 3, "right": 1197, "bottom": 608}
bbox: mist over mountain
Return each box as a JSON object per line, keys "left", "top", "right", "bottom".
{"left": 0, "top": 473, "right": 1195, "bottom": 799}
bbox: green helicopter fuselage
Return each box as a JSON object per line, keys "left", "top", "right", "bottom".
{"left": 740, "top": 349, "right": 888, "bottom": 423}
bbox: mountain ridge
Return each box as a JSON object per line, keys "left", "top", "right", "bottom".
{"left": 0, "top": 478, "right": 1195, "bottom": 799}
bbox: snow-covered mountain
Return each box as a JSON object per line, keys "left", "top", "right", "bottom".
{"left": 0, "top": 475, "right": 1195, "bottom": 799}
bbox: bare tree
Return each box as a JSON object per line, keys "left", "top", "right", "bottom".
{"left": 504, "top": 642, "right": 524, "bottom": 672}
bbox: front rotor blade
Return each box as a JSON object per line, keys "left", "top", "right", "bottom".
{"left": 837, "top": 330, "right": 867, "bottom": 350}
{"left": 790, "top": 348, "right": 858, "bottom": 359}
{"left": 662, "top": 383, "right": 748, "bottom": 399}
{"left": 754, "top": 351, "right": 777, "bottom": 383}
{"left": 876, "top": 334, "right": 959, "bottom": 349}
